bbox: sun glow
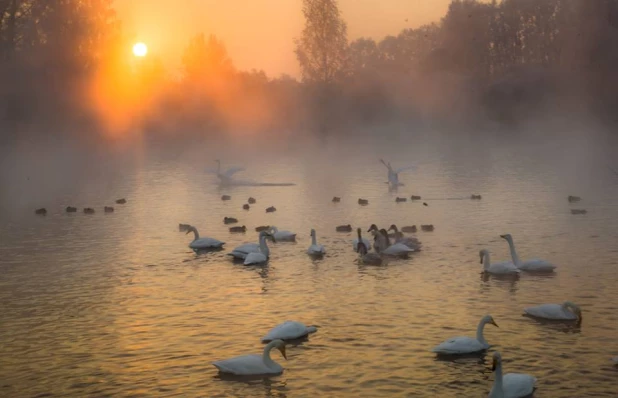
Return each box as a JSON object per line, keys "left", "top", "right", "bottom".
{"left": 133, "top": 42, "right": 148, "bottom": 57}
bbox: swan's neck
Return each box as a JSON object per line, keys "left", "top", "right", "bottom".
{"left": 493, "top": 361, "right": 504, "bottom": 396}
{"left": 262, "top": 341, "right": 278, "bottom": 369}
{"left": 311, "top": 233, "right": 317, "bottom": 246}
{"left": 259, "top": 235, "right": 270, "bottom": 256}
{"left": 476, "top": 319, "right": 489, "bottom": 345}
{"left": 505, "top": 238, "right": 521, "bottom": 265}
{"left": 191, "top": 229, "right": 200, "bottom": 240}
{"left": 483, "top": 252, "right": 490, "bottom": 270}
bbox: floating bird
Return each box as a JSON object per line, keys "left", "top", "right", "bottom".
{"left": 224, "top": 217, "right": 238, "bottom": 224}
{"left": 568, "top": 195, "right": 581, "bottom": 202}
{"left": 423, "top": 202, "right": 428, "bottom": 206}
{"left": 307, "top": 229, "right": 326, "bottom": 256}
{"left": 395, "top": 197, "right": 407, "bottom": 202}
{"left": 387, "top": 224, "right": 422, "bottom": 251}
{"left": 471, "top": 194, "right": 482, "bottom": 200}
{"left": 358, "top": 198, "right": 369, "bottom": 205}
{"left": 262, "top": 321, "right": 318, "bottom": 343}
{"left": 479, "top": 249, "right": 519, "bottom": 275}
{"left": 243, "top": 204, "right": 250, "bottom": 210}
{"left": 66, "top": 206, "right": 77, "bottom": 213}
{"left": 500, "top": 234, "right": 556, "bottom": 272}
{"left": 332, "top": 196, "right": 341, "bottom": 202}
{"left": 356, "top": 229, "right": 383, "bottom": 265}
{"left": 336, "top": 224, "right": 352, "bottom": 232}
{"left": 432, "top": 315, "right": 498, "bottom": 355}
{"left": 270, "top": 226, "right": 296, "bottom": 241}
{"left": 523, "top": 301, "right": 582, "bottom": 324}
{"left": 243, "top": 231, "right": 275, "bottom": 265}
{"left": 83, "top": 208, "right": 95, "bottom": 214}
{"left": 410, "top": 195, "right": 421, "bottom": 200}
{"left": 401, "top": 225, "right": 417, "bottom": 233}
{"left": 229, "top": 225, "right": 247, "bottom": 233}
{"left": 266, "top": 206, "right": 277, "bottom": 213}
{"left": 353, "top": 227, "right": 372, "bottom": 252}
{"left": 221, "top": 195, "right": 231, "bottom": 201}
{"left": 369, "top": 226, "right": 415, "bottom": 257}
{"left": 116, "top": 198, "right": 126, "bottom": 204}
{"left": 255, "top": 225, "right": 270, "bottom": 232}
{"left": 104, "top": 206, "right": 114, "bottom": 213}
{"left": 248, "top": 197, "right": 256, "bottom": 204}
{"left": 228, "top": 231, "right": 274, "bottom": 260}
{"left": 186, "top": 225, "right": 225, "bottom": 250}
{"left": 421, "top": 224, "right": 434, "bottom": 231}
{"left": 489, "top": 351, "right": 537, "bottom": 398}
{"left": 571, "top": 209, "right": 587, "bottom": 214}
{"left": 35, "top": 208, "right": 47, "bottom": 215}
{"left": 212, "top": 339, "right": 286, "bottom": 376}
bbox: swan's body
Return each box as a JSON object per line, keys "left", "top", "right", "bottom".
{"left": 307, "top": 229, "right": 325, "bottom": 256}
{"left": 500, "top": 234, "right": 556, "bottom": 272}
{"left": 243, "top": 232, "right": 275, "bottom": 265}
{"left": 269, "top": 226, "right": 296, "bottom": 242}
{"left": 212, "top": 339, "right": 287, "bottom": 376}
{"left": 480, "top": 249, "right": 520, "bottom": 275}
{"left": 356, "top": 228, "right": 383, "bottom": 265}
{"left": 388, "top": 225, "right": 422, "bottom": 251}
{"left": 432, "top": 315, "right": 498, "bottom": 355}
{"left": 228, "top": 232, "right": 273, "bottom": 260}
{"left": 262, "top": 321, "right": 318, "bottom": 342}
{"left": 185, "top": 226, "right": 225, "bottom": 250}
{"left": 489, "top": 351, "right": 536, "bottom": 398}
{"left": 207, "top": 160, "right": 245, "bottom": 185}
{"left": 524, "top": 301, "right": 582, "bottom": 323}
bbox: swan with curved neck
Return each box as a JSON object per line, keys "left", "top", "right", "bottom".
{"left": 356, "top": 228, "right": 383, "bottom": 265}
{"left": 523, "top": 301, "right": 582, "bottom": 324}
{"left": 269, "top": 226, "right": 297, "bottom": 242}
{"left": 307, "top": 229, "right": 325, "bottom": 256}
{"left": 388, "top": 224, "right": 422, "bottom": 251}
{"left": 479, "top": 249, "right": 520, "bottom": 275}
{"left": 212, "top": 339, "right": 287, "bottom": 376}
{"left": 500, "top": 233, "right": 557, "bottom": 272}
{"left": 185, "top": 225, "right": 225, "bottom": 250}
{"left": 489, "top": 351, "right": 537, "bottom": 398}
{"left": 367, "top": 225, "right": 414, "bottom": 257}
{"left": 228, "top": 231, "right": 273, "bottom": 260}
{"left": 243, "top": 231, "right": 275, "bottom": 265}
{"left": 432, "top": 315, "right": 499, "bottom": 355}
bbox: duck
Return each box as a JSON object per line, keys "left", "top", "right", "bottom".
{"left": 470, "top": 194, "right": 482, "bottom": 200}
{"left": 221, "top": 195, "right": 231, "bottom": 201}
{"left": 336, "top": 224, "right": 352, "bottom": 232}
{"left": 223, "top": 217, "right": 238, "bottom": 224}
{"left": 432, "top": 315, "right": 499, "bottom": 355}
{"left": 255, "top": 225, "right": 270, "bottom": 232}
{"left": 421, "top": 224, "right": 434, "bottom": 231}
{"left": 387, "top": 224, "right": 422, "bottom": 251}
{"left": 243, "top": 231, "right": 276, "bottom": 265}
{"left": 65, "top": 206, "right": 77, "bottom": 213}
{"left": 262, "top": 321, "right": 318, "bottom": 343}
{"left": 266, "top": 206, "right": 276, "bottom": 213}
{"left": 332, "top": 196, "right": 341, "bottom": 202}
{"left": 395, "top": 197, "right": 407, "bottom": 203}
{"left": 489, "top": 351, "right": 537, "bottom": 398}
{"left": 523, "top": 301, "right": 582, "bottom": 324}
{"left": 115, "top": 198, "right": 126, "bottom": 204}
{"left": 269, "top": 226, "right": 296, "bottom": 242}
{"left": 35, "top": 208, "right": 47, "bottom": 215}
{"left": 104, "top": 206, "right": 114, "bottom": 213}
{"left": 243, "top": 204, "right": 250, "bottom": 210}
{"left": 479, "top": 249, "right": 520, "bottom": 275}
{"left": 401, "top": 225, "right": 417, "bottom": 233}
{"left": 185, "top": 225, "right": 225, "bottom": 250}
{"left": 358, "top": 198, "right": 369, "bottom": 205}
{"left": 356, "top": 229, "right": 382, "bottom": 265}
{"left": 499, "top": 234, "right": 556, "bottom": 272}
{"left": 83, "top": 208, "right": 95, "bottom": 214}
{"left": 248, "top": 197, "right": 256, "bottom": 204}
{"left": 568, "top": 195, "right": 581, "bottom": 202}
{"left": 228, "top": 231, "right": 274, "bottom": 260}
{"left": 212, "top": 339, "right": 286, "bottom": 376}
{"left": 410, "top": 195, "right": 422, "bottom": 200}
{"left": 229, "top": 225, "right": 247, "bottom": 233}
{"left": 307, "top": 229, "right": 326, "bottom": 256}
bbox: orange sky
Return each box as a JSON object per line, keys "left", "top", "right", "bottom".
{"left": 114, "top": 0, "right": 453, "bottom": 77}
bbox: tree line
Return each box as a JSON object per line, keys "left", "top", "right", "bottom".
{"left": 1, "top": 0, "right": 617, "bottom": 142}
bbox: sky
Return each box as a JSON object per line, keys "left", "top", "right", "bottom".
{"left": 113, "top": 0, "right": 453, "bottom": 77}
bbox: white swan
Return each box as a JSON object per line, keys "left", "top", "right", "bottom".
{"left": 480, "top": 249, "right": 520, "bottom": 275}
{"left": 206, "top": 159, "right": 245, "bottom": 185}
{"left": 262, "top": 321, "right": 318, "bottom": 342}
{"left": 307, "top": 229, "right": 325, "bottom": 256}
{"left": 489, "top": 351, "right": 537, "bottom": 398}
{"left": 500, "top": 234, "right": 556, "bottom": 272}
{"left": 523, "top": 301, "right": 582, "bottom": 323}
{"left": 432, "top": 315, "right": 498, "bottom": 355}
{"left": 212, "top": 339, "right": 287, "bottom": 376}
{"left": 356, "top": 228, "right": 383, "bottom": 265}
{"left": 269, "top": 226, "right": 297, "bottom": 242}
{"left": 380, "top": 159, "right": 416, "bottom": 187}
{"left": 243, "top": 231, "right": 275, "bottom": 265}
{"left": 228, "top": 231, "right": 274, "bottom": 260}
{"left": 185, "top": 226, "right": 225, "bottom": 250}
{"left": 368, "top": 225, "right": 415, "bottom": 257}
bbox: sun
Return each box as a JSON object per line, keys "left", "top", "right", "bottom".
{"left": 132, "top": 42, "right": 148, "bottom": 57}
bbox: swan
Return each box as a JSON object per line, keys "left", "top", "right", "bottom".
{"left": 500, "top": 234, "right": 556, "bottom": 272}
{"left": 352, "top": 229, "right": 372, "bottom": 252}
{"left": 269, "top": 226, "right": 296, "bottom": 242}
{"left": 388, "top": 224, "right": 422, "bottom": 251}
{"left": 262, "top": 321, "right": 318, "bottom": 342}
{"left": 380, "top": 158, "right": 416, "bottom": 187}
{"left": 307, "top": 229, "right": 325, "bottom": 256}
{"left": 228, "top": 231, "right": 273, "bottom": 259}
{"left": 523, "top": 301, "right": 582, "bottom": 324}
{"left": 368, "top": 225, "right": 415, "bottom": 257}
{"left": 489, "top": 351, "right": 537, "bottom": 398}
{"left": 432, "top": 315, "right": 499, "bottom": 355}
{"left": 243, "top": 231, "right": 275, "bottom": 265}
{"left": 480, "top": 249, "right": 520, "bottom": 275}
{"left": 185, "top": 225, "right": 225, "bottom": 250}
{"left": 355, "top": 228, "right": 383, "bottom": 265}
{"left": 207, "top": 159, "right": 245, "bottom": 185}
{"left": 212, "top": 339, "right": 287, "bottom": 376}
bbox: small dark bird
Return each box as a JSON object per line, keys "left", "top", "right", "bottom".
{"left": 255, "top": 225, "right": 270, "bottom": 232}
{"left": 221, "top": 195, "right": 231, "bottom": 201}
{"left": 243, "top": 204, "right": 250, "bottom": 210}
{"left": 332, "top": 197, "right": 341, "bottom": 203}
{"left": 66, "top": 206, "right": 77, "bottom": 213}
{"left": 224, "top": 217, "right": 238, "bottom": 224}
{"left": 358, "top": 198, "right": 369, "bottom": 206}
{"left": 410, "top": 195, "right": 421, "bottom": 200}
{"left": 84, "top": 208, "right": 95, "bottom": 214}
{"left": 568, "top": 195, "right": 581, "bottom": 203}
{"left": 401, "top": 225, "right": 417, "bottom": 233}
{"left": 116, "top": 198, "right": 126, "bottom": 204}
{"left": 104, "top": 206, "right": 114, "bottom": 213}
{"left": 395, "top": 197, "right": 407, "bottom": 203}
{"left": 571, "top": 209, "right": 587, "bottom": 215}
{"left": 470, "top": 194, "right": 482, "bottom": 200}
{"left": 248, "top": 197, "right": 256, "bottom": 204}
{"left": 421, "top": 224, "right": 434, "bottom": 232}
{"left": 266, "top": 206, "right": 276, "bottom": 213}
{"left": 35, "top": 208, "right": 47, "bottom": 215}
{"left": 423, "top": 202, "right": 428, "bottom": 206}
{"left": 336, "top": 224, "right": 352, "bottom": 232}
{"left": 178, "top": 223, "right": 191, "bottom": 232}
{"left": 229, "top": 225, "right": 247, "bottom": 233}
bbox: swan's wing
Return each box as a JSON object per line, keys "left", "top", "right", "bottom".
{"left": 232, "top": 243, "right": 260, "bottom": 253}
{"left": 308, "top": 245, "right": 325, "bottom": 255}
{"left": 262, "top": 321, "right": 307, "bottom": 342}
{"left": 382, "top": 243, "right": 414, "bottom": 255}
{"left": 431, "top": 336, "right": 484, "bottom": 354}
{"left": 192, "top": 237, "right": 225, "bottom": 248}
{"left": 244, "top": 252, "right": 267, "bottom": 265}
{"left": 223, "top": 167, "right": 245, "bottom": 177}
{"left": 394, "top": 165, "right": 417, "bottom": 174}
{"left": 213, "top": 354, "right": 272, "bottom": 375}
{"left": 502, "top": 373, "right": 536, "bottom": 397}
{"left": 524, "top": 303, "right": 573, "bottom": 319}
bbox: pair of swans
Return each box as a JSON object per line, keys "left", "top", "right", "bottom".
{"left": 355, "top": 228, "right": 383, "bottom": 265}
{"left": 480, "top": 234, "right": 556, "bottom": 275}
{"left": 213, "top": 321, "right": 318, "bottom": 376}
{"left": 228, "top": 231, "right": 276, "bottom": 265}
{"left": 368, "top": 224, "right": 416, "bottom": 257}
{"left": 524, "top": 301, "right": 582, "bottom": 324}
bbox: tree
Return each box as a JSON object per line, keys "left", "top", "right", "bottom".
{"left": 182, "top": 33, "right": 234, "bottom": 83}
{"left": 295, "top": 0, "right": 348, "bottom": 84}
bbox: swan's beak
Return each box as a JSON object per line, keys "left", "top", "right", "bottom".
{"left": 499, "top": 234, "right": 506, "bottom": 239}
{"left": 277, "top": 345, "right": 287, "bottom": 360}
{"left": 185, "top": 230, "right": 191, "bottom": 235}
{"left": 491, "top": 320, "right": 499, "bottom": 328}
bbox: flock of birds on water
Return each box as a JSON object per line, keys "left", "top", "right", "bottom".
{"left": 31, "top": 159, "right": 615, "bottom": 397}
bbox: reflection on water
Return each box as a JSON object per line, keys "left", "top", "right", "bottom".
{"left": 0, "top": 134, "right": 617, "bottom": 397}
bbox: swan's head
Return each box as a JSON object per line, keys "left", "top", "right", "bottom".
{"left": 491, "top": 351, "right": 502, "bottom": 371}
{"left": 388, "top": 224, "right": 398, "bottom": 232}
{"left": 563, "top": 301, "right": 582, "bottom": 323}
{"left": 270, "top": 339, "right": 287, "bottom": 359}
{"left": 499, "top": 233, "right": 512, "bottom": 241}
{"left": 260, "top": 231, "right": 276, "bottom": 243}
{"left": 310, "top": 228, "right": 316, "bottom": 237}
{"left": 482, "top": 314, "right": 499, "bottom": 328}
{"left": 269, "top": 226, "right": 279, "bottom": 233}
{"left": 367, "top": 224, "right": 378, "bottom": 232}
{"left": 185, "top": 225, "right": 196, "bottom": 234}
{"left": 479, "top": 249, "right": 489, "bottom": 263}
